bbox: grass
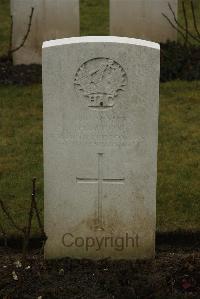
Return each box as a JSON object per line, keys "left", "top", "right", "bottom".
{"left": 80, "top": 0, "right": 109, "bottom": 36}
{"left": 0, "top": 85, "right": 43, "bottom": 236}
{"left": 0, "top": 0, "right": 10, "bottom": 56}
{"left": 0, "top": 81, "right": 199, "bottom": 236}
{"left": 0, "top": 0, "right": 200, "bottom": 236}
{"left": 157, "top": 80, "right": 200, "bottom": 232}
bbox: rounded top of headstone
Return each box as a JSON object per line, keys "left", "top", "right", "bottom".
{"left": 42, "top": 36, "right": 160, "bottom": 50}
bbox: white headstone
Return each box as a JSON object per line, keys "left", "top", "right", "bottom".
{"left": 10, "top": 0, "right": 79, "bottom": 65}
{"left": 43, "top": 36, "right": 160, "bottom": 260}
{"left": 110, "top": 0, "right": 178, "bottom": 43}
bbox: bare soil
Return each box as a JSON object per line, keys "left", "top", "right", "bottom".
{"left": 1, "top": 244, "right": 200, "bottom": 299}
{"left": 0, "top": 56, "right": 41, "bottom": 85}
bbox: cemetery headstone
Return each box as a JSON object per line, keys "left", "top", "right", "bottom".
{"left": 10, "top": 0, "right": 79, "bottom": 65}
{"left": 43, "top": 36, "right": 160, "bottom": 259}
{"left": 110, "top": 0, "right": 178, "bottom": 43}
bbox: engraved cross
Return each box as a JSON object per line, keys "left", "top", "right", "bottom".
{"left": 76, "top": 153, "right": 125, "bottom": 230}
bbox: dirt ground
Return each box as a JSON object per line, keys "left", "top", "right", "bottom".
{"left": 1, "top": 243, "right": 200, "bottom": 299}
{"left": 0, "top": 56, "right": 41, "bottom": 85}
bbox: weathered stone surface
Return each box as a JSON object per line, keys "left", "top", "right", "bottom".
{"left": 10, "top": 0, "right": 79, "bottom": 65}
{"left": 110, "top": 0, "right": 178, "bottom": 43}
{"left": 43, "top": 36, "right": 160, "bottom": 260}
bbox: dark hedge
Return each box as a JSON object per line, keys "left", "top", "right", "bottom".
{"left": 160, "top": 41, "right": 200, "bottom": 82}
{"left": 0, "top": 55, "right": 41, "bottom": 85}
{"left": 0, "top": 42, "right": 200, "bottom": 85}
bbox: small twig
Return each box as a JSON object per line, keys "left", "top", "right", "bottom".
{"left": 0, "top": 221, "right": 7, "bottom": 247}
{"left": 10, "top": 7, "right": 34, "bottom": 54}
{"left": 8, "top": 14, "right": 13, "bottom": 57}
{"left": 191, "top": 0, "right": 200, "bottom": 39}
{"left": 0, "top": 221, "right": 13, "bottom": 263}
{"left": 168, "top": 2, "right": 200, "bottom": 43}
{"left": 0, "top": 199, "right": 24, "bottom": 233}
{"left": 31, "top": 178, "right": 47, "bottom": 251}
{"left": 22, "top": 178, "right": 36, "bottom": 261}
{"left": 162, "top": 13, "right": 191, "bottom": 45}
{"left": 1, "top": 178, "right": 47, "bottom": 259}
{"left": 182, "top": 1, "right": 189, "bottom": 46}
{"left": 33, "top": 193, "right": 44, "bottom": 237}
